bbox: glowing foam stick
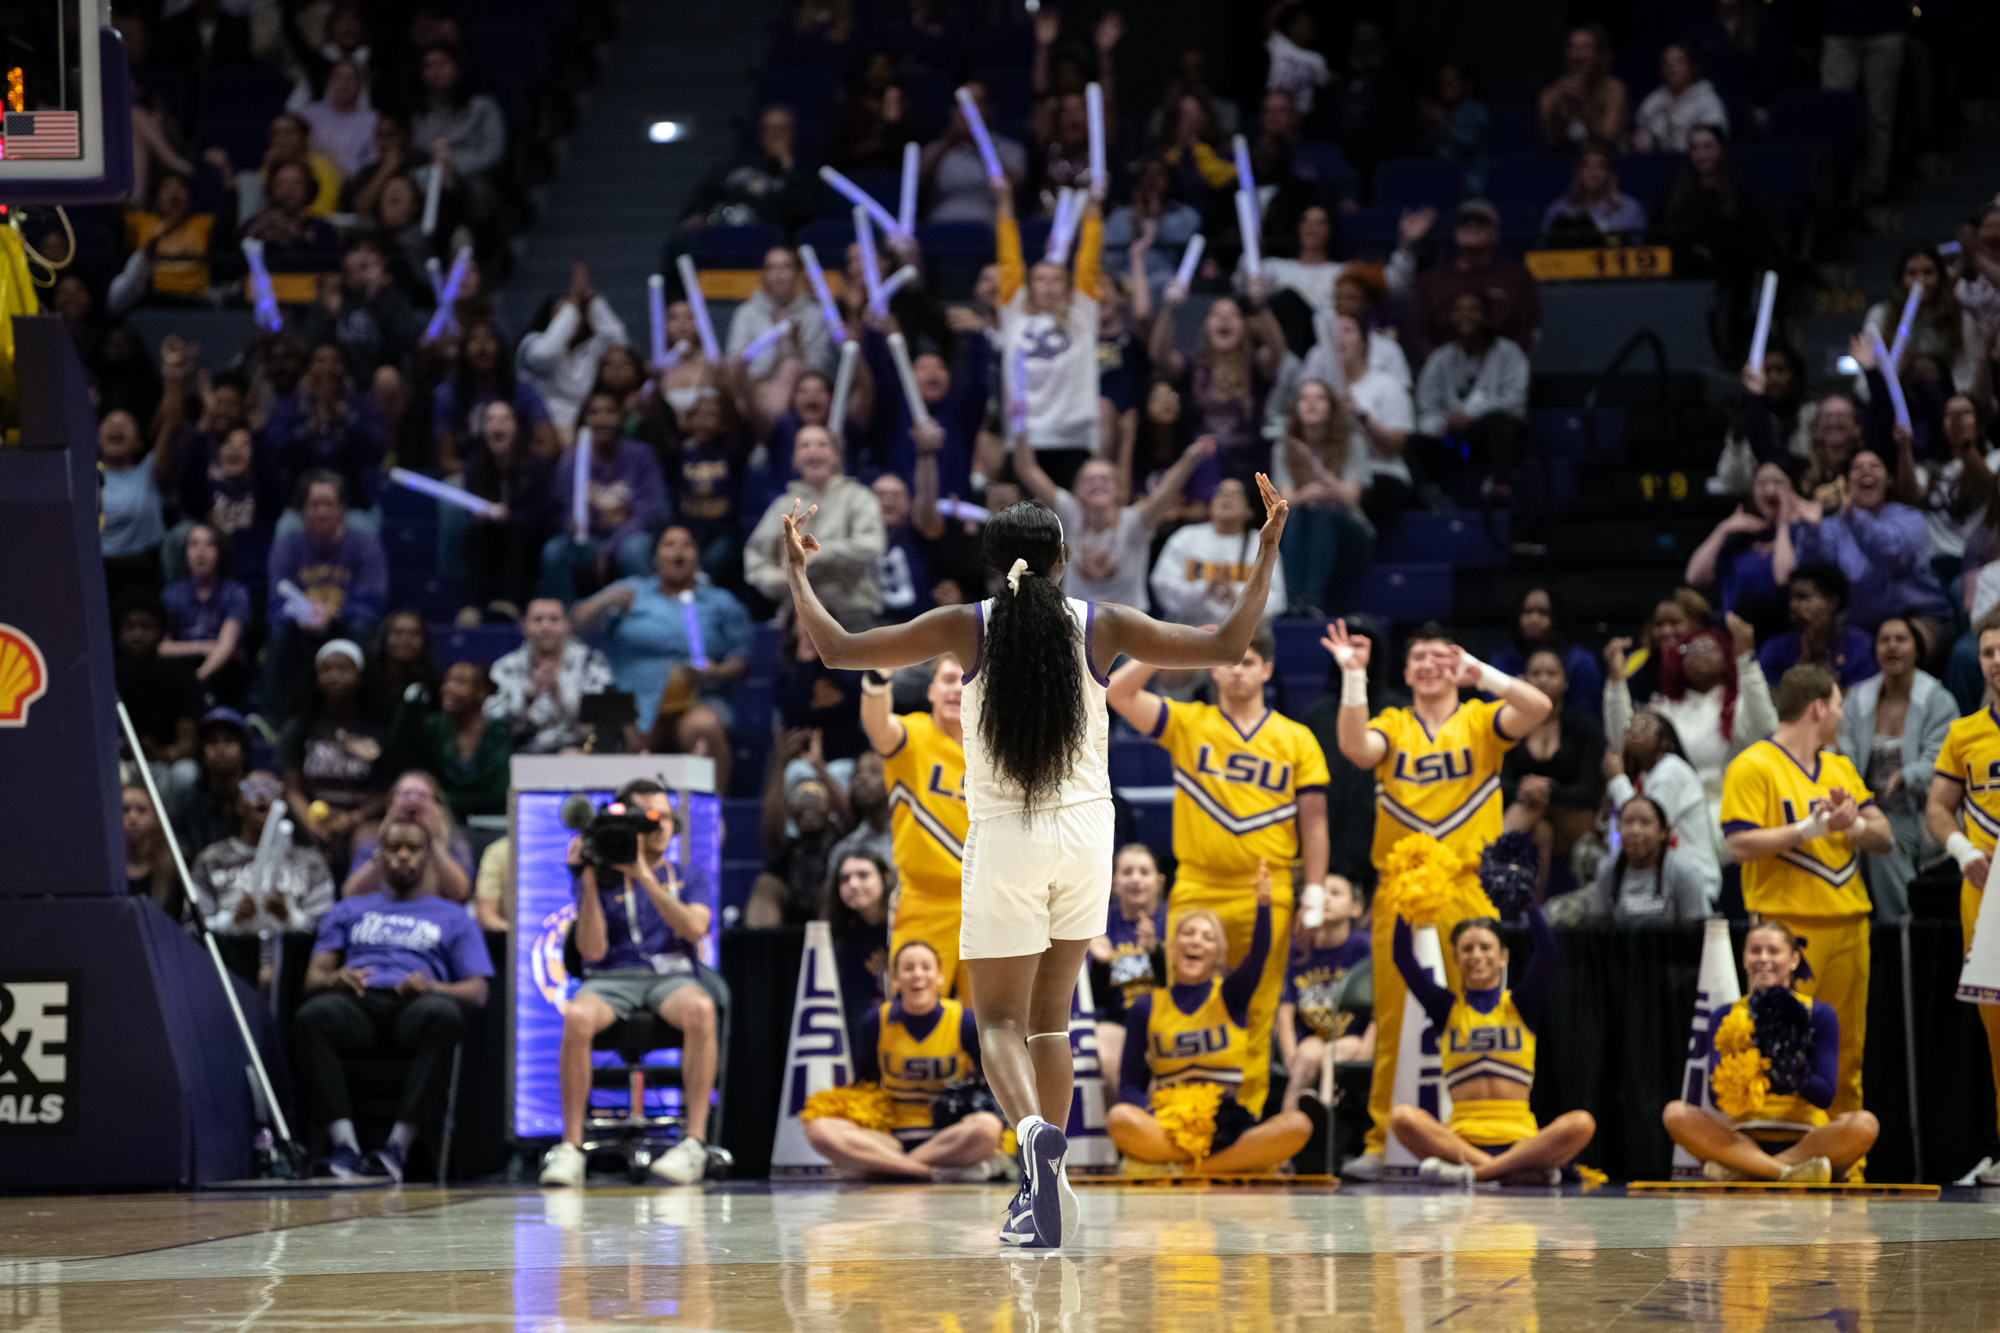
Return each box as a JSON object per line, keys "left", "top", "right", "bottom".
{"left": 1887, "top": 281, "right": 1924, "bottom": 371}
{"left": 390, "top": 467, "right": 506, "bottom": 520}
{"left": 1235, "top": 192, "right": 1262, "bottom": 278}
{"left": 853, "top": 206, "right": 883, "bottom": 304}
{"left": 275, "top": 579, "right": 319, "bottom": 625}
{"left": 421, "top": 164, "right": 442, "bottom": 236}
{"left": 425, "top": 256, "right": 444, "bottom": 302}
{"left": 956, "top": 86, "right": 1004, "bottom": 179}
{"left": 240, "top": 239, "right": 283, "bottom": 334}
{"left": 1870, "top": 330, "right": 1911, "bottom": 431}
{"left": 829, "top": 339, "right": 858, "bottom": 442}
{"left": 1233, "top": 134, "right": 1256, "bottom": 204}
{"left": 937, "top": 499, "right": 991, "bottom": 521}
{"left": 1747, "top": 270, "right": 1778, "bottom": 371}
{"left": 421, "top": 246, "right": 472, "bottom": 342}
{"left": 888, "top": 332, "right": 931, "bottom": 424}
{"left": 798, "top": 244, "right": 847, "bottom": 343}
{"left": 648, "top": 274, "right": 669, "bottom": 369}
{"left": 1171, "top": 233, "right": 1206, "bottom": 295}
{"left": 675, "top": 254, "right": 721, "bottom": 362}
{"left": 739, "top": 319, "right": 794, "bottom": 365}
{"left": 1008, "top": 345, "right": 1029, "bottom": 438}
{"left": 871, "top": 264, "right": 920, "bottom": 316}
{"left": 1086, "top": 82, "right": 1107, "bottom": 193}
{"left": 571, "top": 432, "right": 592, "bottom": 539}
{"left": 679, "top": 589, "right": 710, "bottom": 669}
{"left": 1044, "top": 189, "right": 1081, "bottom": 265}
{"left": 820, "top": 165, "right": 904, "bottom": 239}
{"left": 899, "top": 140, "right": 920, "bottom": 236}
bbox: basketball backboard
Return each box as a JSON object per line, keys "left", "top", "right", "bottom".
{"left": 0, "top": 0, "right": 130, "bottom": 202}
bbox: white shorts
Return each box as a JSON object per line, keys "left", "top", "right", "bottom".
{"left": 959, "top": 798, "right": 1114, "bottom": 960}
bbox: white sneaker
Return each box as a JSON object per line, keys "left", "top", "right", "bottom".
{"left": 930, "top": 1159, "right": 1001, "bottom": 1183}
{"left": 1977, "top": 1160, "right": 2000, "bottom": 1187}
{"left": 538, "top": 1142, "right": 586, "bottom": 1188}
{"left": 1779, "top": 1156, "right": 1832, "bottom": 1184}
{"left": 1340, "top": 1152, "right": 1385, "bottom": 1182}
{"left": 650, "top": 1137, "right": 708, "bottom": 1185}
{"left": 1418, "top": 1156, "right": 1477, "bottom": 1188}
{"left": 1702, "top": 1160, "right": 1750, "bottom": 1183}
{"left": 1056, "top": 1158, "right": 1079, "bottom": 1239}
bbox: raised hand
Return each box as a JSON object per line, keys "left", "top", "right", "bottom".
{"left": 1602, "top": 635, "right": 1631, "bottom": 681}
{"left": 1254, "top": 471, "right": 1289, "bottom": 546}
{"left": 1321, "top": 619, "right": 1371, "bottom": 671}
{"left": 781, "top": 499, "right": 822, "bottom": 568}
{"left": 1397, "top": 206, "right": 1436, "bottom": 250}
{"left": 1725, "top": 610, "right": 1756, "bottom": 658}
{"left": 1446, "top": 645, "right": 1483, "bottom": 688}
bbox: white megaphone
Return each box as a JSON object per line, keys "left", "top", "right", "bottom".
{"left": 1671, "top": 917, "right": 1742, "bottom": 1179}
{"left": 771, "top": 921, "right": 855, "bottom": 1175}
{"left": 1959, "top": 859, "right": 2000, "bottom": 1004}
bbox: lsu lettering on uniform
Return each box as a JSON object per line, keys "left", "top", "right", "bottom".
{"left": 1720, "top": 739, "right": 1874, "bottom": 1121}
{"left": 1148, "top": 698, "right": 1330, "bottom": 1116}
{"left": 1363, "top": 697, "right": 1522, "bottom": 1155}
{"left": 880, "top": 712, "right": 970, "bottom": 996}
{"left": 1933, "top": 707, "right": 2000, "bottom": 1137}
{"left": 1142, "top": 976, "right": 1252, "bottom": 1094}
{"left": 862, "top": 997, "right": 980, "bottom": 1146}
{"left": 1712, "top": 990, "right": 1833, "bottom": 1143}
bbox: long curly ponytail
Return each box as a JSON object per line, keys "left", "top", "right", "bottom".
{"left": 978, "top": 502, "right": 1087, "bottom": 813}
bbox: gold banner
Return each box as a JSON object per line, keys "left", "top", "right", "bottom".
{"left": 1524, "top": 245, "right": 1674, "bottom": 281}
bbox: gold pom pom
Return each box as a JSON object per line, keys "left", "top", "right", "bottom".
{"left": 1150, "top": 1083, "right": 1226, "bottom": 1160}
{"left": 801, "top": 1082, "right": 897, "bottom": 1133}
{"left": 1379, "top": 835, "right": 1486, "bottom": 928}
{"left": 1712, "top": 1048, "right": 1772, "bottom": 1119}
{"left": 1575, "top": 1163, "right": 1608, "bottom": 1191}
{"left": 1714, "top": 1003, "right": 1756, "bottom": 1059}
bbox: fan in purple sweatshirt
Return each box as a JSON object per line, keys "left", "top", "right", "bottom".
{"left": 262, "top": 474, "right": 389, "bottom": 714}
{"left": 543, "top": 398, "right": 670, "bottom": 605}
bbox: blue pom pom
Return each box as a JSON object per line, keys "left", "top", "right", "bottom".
{"left": 1480, "top": 831, "right": 1541, "bottom": 918}
{"left": 1748, "top": 986, "right": 1813, "bottom": 1096}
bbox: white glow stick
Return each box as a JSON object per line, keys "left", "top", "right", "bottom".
{"left": 390, "top": 467, "right": 507, "bottom": 520}
{"left": 798, "top": 244, "right": 846, "bottom": 343}
{"left": 956, "top": 87, "right": 1005, "bottom": 179}
{"left": 1747, "top": 270, "right": 1778, "bottom": 371}
{"left": 937, "top": 499, "right": 991, "bottom": 521}
{"left": 675, "top": 254, "right": 720, "bottom": 362}
{"left": 1086, "top": 82, "right": 1107, "bottom": 193}
{"left": 571, "top": 434, "right": 592, "bottom": 539}
{"left": 871, "top": 264, "right": 919, "bottom": 316}
{"left": 1870, "top": 330, "right": 1910, "bottom": 431}
{"left": 829, "top": 339, "right": 858, "bottom": 443}
{"left": 1888, "top": 281, "right": 1924, "bottom": 371}
{"left": 888, "top": 332, "right": 931, "bottom": 424}
{"left": 1008, "top": 345, "right": 1028, "bottom": 438}
{"left": 739, "top": 319, "right": 794, "bottom": 365}
{"left": 421, "top": 164, "right": 442, "bottom": 236}
{"left": 1233, "top": 134, "right": 1256, "bottom": 204}
{"left": 648, "top": 274, "right": 669, "bottom": 369}
{"left": 240, "top": 239, "right": 283, "bottom": 333}
{"left": 1044, "top": 190, "right": 1080, "bottom": 265}
{"left": 421, "top": 246, "right": 471, "bottom": 342}
{"left": 853, "top": 206, "right": 883, "bottom": 304}
{"left": 1172, "top": 233, "right": 1206, "bottom": 295}
{"left": 425, "top": 256, "right": 444, "bottom": 302}
{"left": 821, "top": 165, "right": 905, "bottom": 239}
{"left": 661, "top": 338, "right": 690, "bottom": 369}
{"left": 899, "top": 140, "right": 920, "bottom": 236}
{"left": 275, "top": 579, "right": 319, "bottom": 625}
{"left": 1235, "top": 192, "right": 1262, "bottom": 278}
{"left": 678, "top": 589, "right": 710, "bottom": 670}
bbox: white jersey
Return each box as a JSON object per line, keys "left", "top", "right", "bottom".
{"left": 960, "top": 595, "right": 1112, "bottom": 821}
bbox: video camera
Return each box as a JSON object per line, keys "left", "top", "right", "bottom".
{"left": 558, "top": 787, "right": 684, "bottom": 870}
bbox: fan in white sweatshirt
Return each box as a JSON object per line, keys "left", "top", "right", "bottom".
{"left": 1148, "top": 478, "right": 1287, "bottom": 624}
{"left": 517, "top": 294, "right": 630, "bottom": 430}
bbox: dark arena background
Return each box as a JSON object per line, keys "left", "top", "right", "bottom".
{"left": 6, "top": 0, "right": 2000, "bottom": 1327}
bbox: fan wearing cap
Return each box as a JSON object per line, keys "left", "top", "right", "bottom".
{"left": 1408, "top": 198, "right": 1541, "bottom": 363}
{"left": 168, "top": 707, "right": 253, "bottom": 854}
{"left": 281, "top": 639, "right": 393, "bottom": 875}
{"left": 190, "top": 770, "right": 336, "bottom": 939}
{"left": 539, "top": 780, "right": 724, "bottom": 1190}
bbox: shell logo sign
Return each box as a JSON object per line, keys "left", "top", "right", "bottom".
{"left": 0, "top": 624, "right": 48, "bottom": 727}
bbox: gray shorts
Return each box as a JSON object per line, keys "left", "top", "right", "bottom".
{"left": 577, "top": 967, "right": 706, "bottom": 1021}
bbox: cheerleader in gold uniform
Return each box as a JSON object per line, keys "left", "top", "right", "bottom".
{"left": 1387, "top": 903, "right": 1596, "bottom": 1186}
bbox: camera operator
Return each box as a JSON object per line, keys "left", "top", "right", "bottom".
{"left": 538, "top": 779, "right": 725, "bottom": 1189}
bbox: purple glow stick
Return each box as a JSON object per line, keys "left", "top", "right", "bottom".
{"left": 797, "top": 245, "right": 847, "bottom": 344}
{"left": 1887, "top": 281, "right": 1924, "bottom": 371}
{"left": 1043, "top": 190, "right": 1079, "bottom": 264}
{"left": 425, "top": 256, "right": 444, "bottom": 302}
{"left": 422, "top": 247, "right": 472, "bottom": 342}
{"left": 853, "top": 206, "right": 883, "bottom": 305}
{"left": 899, "top": 141, "right": 920, "bottom": 236}
{"left": 1747, "top": 271, "right": 1777, "bottom": 371}
{"left": 739, "top": 319, "right": 794, "bottom": 365}
{"left": 389, "top": 467, "right": 506, "bottom": 520}
{"left": 1235, "top": 192, "right": 1262, "bottom": 278}
{"left": 571, "top": 434, "right": 591, "bottom": 539}
{"left": 1008, "top": 346, "right": 1029, "bottom": 438}
{"left": 888, "top": 332, "right": 931, "bottom": 425}
{"left": 870, "top": 265, "right": 920, "bottom": 316}
{"left": 679, "top": 590, "right": 710, "bottom": 669}
{"left": 1233, "top": 134, "right": 1256, "bottom": 205}
{"left": 821, "top": 165, "right": 904, "bottom": 239}
{"left": 937, "top": 499, "right": 991, "bottom": 521}
{"left": 1870, "top": 330, "right": 1910, "bottom": 431}
{"left": 675, "top": 254, "right": 720, "bottom": 362}
{"left": 1172, "top": 234, "right": 1206, "bottom": 295}
{"left": 240, "top": 240, "right": 283, "bottom": 334}
{"left": 1086, "top": 83, "right": 1107, "bottom": 193}
{"left": 956, "top": 86, "right": 1005, "bottom": 179}
{"left": 648, "top": 274, "right": 669, "bottom": 369}
{"left": 829, "top": 339, "right": 858, "bottom": 443}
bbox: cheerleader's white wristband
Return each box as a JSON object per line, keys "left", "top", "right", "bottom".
{"left": 1793, "top": 809, "right": 1831, "bottom": 844}
{"left": 1457, "top": 649, "right": 1512, "bottom": 696}
{"left": 1949, "top": 832, "right": 1984, "bottom": 871}
{"left": 1331, "top": 644, "right": 1369, "bottom": 707}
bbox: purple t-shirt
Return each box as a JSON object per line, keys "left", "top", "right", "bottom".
{"left": 1099, "top": 899, "right": 1168, "bottom": 1018}
{"left": 1279, "top": 931, "right": 1371, "bottom": 1040}
{"left": 314, "top": 891, "right": 494, "bottom": 990}
{"left": 571, "top": 859, "right": 713, "bottom": 975}
{"left": 161, "top": 578, "right": 251, "bottom": 648}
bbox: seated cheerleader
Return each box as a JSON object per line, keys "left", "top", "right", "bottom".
{"left": 1088, "top": 843, "right": 1170, "bottom": 1097}
{"left": 1389, "top": 904, "right": 1597, "bottom": 1186}
{"left": 1105, "top": 865, "right": 1315, "bottom": 1173}
{"left": 1662, "top": 919, "right": 1879, "bottom": 1183}
{"left": 800, "top": 940, "right": 1006, "bottom": 1181}
{"left": 1276, "top": 873, "right": 1375, "bottom": 1117}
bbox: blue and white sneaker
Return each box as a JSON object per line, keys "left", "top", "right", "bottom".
{"left": 325, "top": 1145, "right": 369, "bottom": 1180}
{"left": 364, "top": 1141, "right": 407, "bottom": 1184}
{"left": 999, "top": 1179, "right": 1035, "bottom": 1246}
{"left": 1020, "top": 1119, "right": 1070, "bottom": 1249}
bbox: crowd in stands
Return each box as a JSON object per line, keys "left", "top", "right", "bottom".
{"left": 90, "top": 0, "right": 2000, "bottom": 1182}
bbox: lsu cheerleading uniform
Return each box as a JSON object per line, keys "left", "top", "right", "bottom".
{"left": 1362, "top": 697, "right": 1521, "bottom": 1154}
{"left": 1391, "top": 906, "right": 1553, "bottom": 1150}
{"left": 1281, "top": 932, "right": 1371, "bottom": 1044}
{"left": 1145, "top": 697, "right": 1330, "bottom": 1115}
{"left": 957, "top": 597, "right": 1113, "bottom": 959}
{"left": 1116, "top": 902, "right": 1273, "bottom": 1106}
{"left": 1710, "top": 989, "right": 1838, "bottom": 1153}
{"left": 1932, "top": 707, "right": 2000, "bottom": 1137}
{"left": 1719, "top": 739, "right": 1874, "bottom": 1118}
{"left": 1099, "top": 899, "right": 1169, "bottom": 1023}
{"left": 879, "top": 711, "right": 971, "bottom": 995}
{"left": 855, "top": 996, "right": 982, "bottom": 1147}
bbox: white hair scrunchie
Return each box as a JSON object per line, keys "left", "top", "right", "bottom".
{"left": 1006, "top": 558, "right": 1032, "bottom": 594}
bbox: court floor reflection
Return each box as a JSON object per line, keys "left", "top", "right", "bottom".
{"left": 9, "top": 1185, "right": 2000, "bottom": 1332}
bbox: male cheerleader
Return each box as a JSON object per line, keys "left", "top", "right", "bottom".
{"left": 861, "top": 657, "right": 970, "bottom": 997}
{"left": 1929, "top": 612, "right": 2000, "bottom": 1181}
{"left": 1106, "top": 623, "right": 1330, "bottom": 1116}
{"left": 1324, "top": 618, "right": 1552, "bottom": 1181}
{"left": 1721, "top": 664, "right": 1891, "bottom": 1133}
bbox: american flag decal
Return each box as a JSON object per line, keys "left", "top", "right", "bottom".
{"left": 2, "top": 111, "right": 80, "bottom": 160}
